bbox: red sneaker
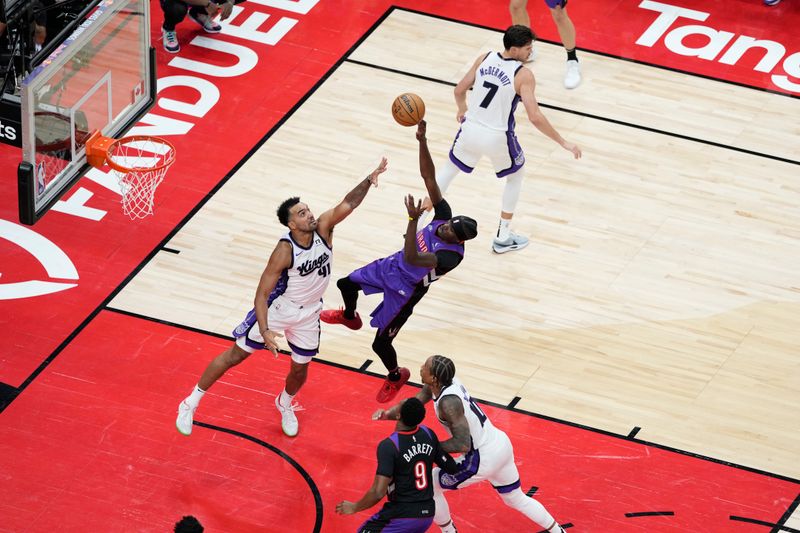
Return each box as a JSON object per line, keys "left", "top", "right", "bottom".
{"left": 320, "top": 308, "right": 362, "bottom": 330}
{"left": 376, "top": 367, "right": 411, "bottom": 403}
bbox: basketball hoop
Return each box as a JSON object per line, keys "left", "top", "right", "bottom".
{"left": 85, "top": 131, "right": 176, "bottom": 219}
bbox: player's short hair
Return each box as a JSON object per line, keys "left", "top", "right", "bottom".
{"left": 430, "top": 355, "right": 456, "bottom": 387}
{"left": 503, "top": 25, "right": 536, "bottom": 50}
{"left": 400, "top": 397, "right": 426, "bottom": 427}
{"left": 277, "top": 197, "right": 301, "bottom": 226}
{"left": 174, "top": 515, "right": 204, "bottom": 533}
{"left": 450, "top": 215, "right": 478, "bottom": 241}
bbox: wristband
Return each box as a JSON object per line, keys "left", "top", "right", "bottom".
{"left": 408, "top": 216, "right": 416, "bottom": 221}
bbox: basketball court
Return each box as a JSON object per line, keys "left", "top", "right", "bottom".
{"left": 1, "top": 0, "right": 799, "bottom": 531}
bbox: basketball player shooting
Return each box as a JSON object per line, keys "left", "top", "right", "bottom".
{"left": 321, "top": 120, "right": 478, "bottom": 404}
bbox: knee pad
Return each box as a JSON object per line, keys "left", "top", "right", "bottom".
{"left": 499, "top": 488, "right": 528, "bottom": 509}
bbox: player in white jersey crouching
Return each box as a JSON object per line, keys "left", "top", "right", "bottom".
{"left": 176, "top": 158, "right": 387, "bottom": 438}
{"left": 374, "top": 355, "right": 567, "bottom": 533}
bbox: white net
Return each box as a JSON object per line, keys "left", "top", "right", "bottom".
{"left": 106, "top": 137, "right": 175, "bottom": 219}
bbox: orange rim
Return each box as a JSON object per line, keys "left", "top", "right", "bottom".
{"left": 85, "top": 131, "right": 176, "bottom": 172}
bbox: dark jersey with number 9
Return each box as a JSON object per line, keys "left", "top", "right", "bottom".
{"left": 375, "top": 424, "right": 456, "bottom": 518}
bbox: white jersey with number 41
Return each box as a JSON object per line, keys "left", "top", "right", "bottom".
{"left": 272, "top": 231, "right": 332, "bottom": 306}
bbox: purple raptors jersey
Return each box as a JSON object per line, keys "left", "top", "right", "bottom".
{"left": 348, "top": 217, "right": 465, "bottom": 331}
{"left": 391, "top": 220, "right": 464, "bottom": 286}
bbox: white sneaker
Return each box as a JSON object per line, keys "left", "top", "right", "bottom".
{"left": 275, "top": 396, "right": 301, "bottom": 437}
{"left": 524, "top": 47, "right": 537, "bottom": 64}
{"left": 564, "top": 60, "right": 581, "bottom": 89}
{"left": 162, "top": 29, "right": 179, "bottom": 54}
{"left": 189, "top": 10, "right": 222, "bottom": 33}
{"left": 176, "top": 401, "right": 196, "bottom": 435}
{"left": 492, "top": 231, "right": 530, "bottom": 254}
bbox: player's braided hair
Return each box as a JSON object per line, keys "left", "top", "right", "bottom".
{"left": 430, "top": 355, "right": 456, "bottom": 387}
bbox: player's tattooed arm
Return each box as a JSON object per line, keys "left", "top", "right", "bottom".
{"left": 317, "top": 157, "right": 388, "bottom": 238}
{"left": 438, "top": 396, "right": 472, "bottom": 453}
{"left": 416, "top": 384, "right": 433, "bottom": 404}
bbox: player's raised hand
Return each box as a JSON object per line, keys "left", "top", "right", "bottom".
{"left": 405, "top": 194, "right": 425, "bottom": 221}
{"left": 367, "top": 157, "right": 388, "bottom": 187}
{"left": 262, "top": 329, "right": 284, "bottom": 357}
{"left": 415, "top": 120, "right": 427, "bottom": 142}
{"left": 372, "top": 409, "right": 389, "bottom": 421}
{"left": 336, "top": 500, "right": 357, "bottom": 515}
{"left": 563, "top": 141, "right": 582, "bottom": 159}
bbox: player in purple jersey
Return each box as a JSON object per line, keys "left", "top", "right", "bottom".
{"left": 336, "top": 398, "right": 458, "bottom": 533}
{"left": 176, "top": 158, "right": 387, "bottom": 438}
{"left": 321, "top": 121, "right": 478, "bottom": 404}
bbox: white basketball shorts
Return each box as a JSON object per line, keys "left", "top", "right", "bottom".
{"left": 232, "top": 295, "right": 323, "bottom": 363}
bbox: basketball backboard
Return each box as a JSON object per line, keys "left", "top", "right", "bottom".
{"left": 16, "top": 0, "right": 155, "bottom": 225}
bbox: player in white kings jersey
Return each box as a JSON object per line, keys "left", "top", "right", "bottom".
{"left": 176, "top": 158, "right": 387, "bottom": 438}
{"left": 435, "top": 25, "right": 581, "bottom": 255}
{"left": 374, "top": 355, "right": 567, "bottom": 533}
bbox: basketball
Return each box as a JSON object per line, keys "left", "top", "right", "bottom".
{"left": 391, "top": 93, "right": 426, "bottom": 127}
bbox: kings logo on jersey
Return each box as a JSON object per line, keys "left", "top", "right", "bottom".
{"left": 297, "top": 251, "right": 330, "bottom": 276}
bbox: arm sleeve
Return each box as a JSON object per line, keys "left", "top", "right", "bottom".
{"left": 376, "top": 439, "right": 397, "bottom": 478}
{"left": 432, "top": 433, "right": 459, "bottom": 474}
{"left": 432, "top": 199, "right": 452, "bottom": 221}
{"left": 434, "top": 250, "right": 462, "bottom": 275}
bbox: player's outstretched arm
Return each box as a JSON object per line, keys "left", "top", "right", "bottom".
{"left": 316, "top": 157, "right": 388, "bottom": 238}
{"left": 372, "top": 385, "right": 433, "bottom": 421}
{"left": 254, "top": 241, "right": 292, "bottom": 355}
{"left": 518, "top": 69, "right": 582, "bottom": 159}
{"left": 404, "top": 194, "right": 438, "bottom": 268}
{"left": 335, "top": 475, "right": 390, "bottom": 515}
{"left": 416, "top": 120, "right": 443, "bottom": 206}
{"left": 437, "top": 396, "right": 472, "bottom": 453}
